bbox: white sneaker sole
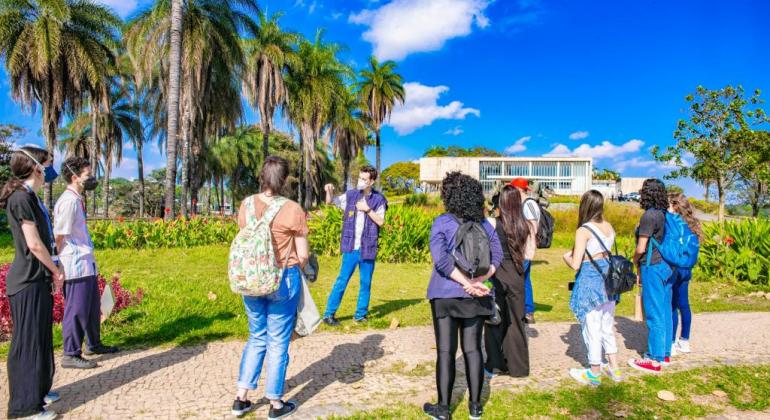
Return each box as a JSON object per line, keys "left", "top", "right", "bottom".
{"left": 231, "top": 405, "right": 254, "bottom": 417}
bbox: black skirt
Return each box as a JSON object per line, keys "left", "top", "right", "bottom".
{"left": 431, "top": 296, "right": 494, "bottom": 319}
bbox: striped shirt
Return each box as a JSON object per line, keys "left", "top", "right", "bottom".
{"left": 53, "top": 188, "right": 97, "bottom": 279}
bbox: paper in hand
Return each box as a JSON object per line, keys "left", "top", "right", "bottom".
{"left": 100, "top": 283, "right": 115, "bottom": 323}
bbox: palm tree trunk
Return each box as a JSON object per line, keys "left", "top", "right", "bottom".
{"left": 180, "top": 99, "right": 191, "bottom": 218}
{"left": 375, "top": 128, "right": 382, "bottom": 190}
{"left": 137, "top": 138, "right": 145, "bottom": 218}
{"left": 220, "top": 177, "right": 225, "bottom": 216}
{"left": 44, "top": 121, "right": 56, "bottom": 210}
{"left": 91, "top": 109, "right": 99, "bottom": 216}
{"left": 298, "top": 133, "right": 304, "bottom": 208}
{"left": 103, "top": 153, "right": 112, "bottom": 218}
{"left": 342, "top": 157, "right": 350, "bottom": 191}
{"left": 164, "top": 0, "right": 184, "bottom": 220}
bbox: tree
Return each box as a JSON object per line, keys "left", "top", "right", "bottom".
{"left": 381, "top": 161, "right": 420, "bottom": 195}
{"left": 242, "top": 11, "right": 298, "bottom": 161}
{"left": 164, "top": 0, "right": 183, "bottom": 219}
{"left": 735, "top": 130, "right": 770, "bottom": 217}
{"left": 0, "top": 124, "right": 23, "bottom": 185}
{"left": 666, "top": 184, "right": 684, "bottom": 194}
{"left": 331, "top": 85, "right": 369, "bottom": 191}
{"left": 423, "top": 145, "right": 502, "bottom": 157}
{"left": 0, "top": 0, "right": 120, "bottom": 208}
{"left": 357, "top": 56, "right": 405, "bottom": 190}
{"left": 593, "top": 168, "right": 621, "bottom": 181}
{"left": 653, "top": 85, "right": 769, "bottom": 221}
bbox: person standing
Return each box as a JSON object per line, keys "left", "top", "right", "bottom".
{"left": 628, "top": 179, "right": 673, "bottom": 374}
{"left": 483, "top": 185, "right": 530, "bottom": 378}
{"left": 564, "top": 190, "right": 622, "bottom": 385}
{"left": 423, "top": 172, "right": 503, "bottom": 420}
{"left": 321, "top": 166, "right": 387, "bottom": 326}
{"left": 667, "top": 193, "right": 702, "bottom": 355}
{"left": 510, "top": 178, "right": 538, "bottom": 324}
{"left": 1, "top": 147, "right": 63, "bottom": 420}
{"left": 55, "top": 157, "right": 119, "bottom": 370}
{"left": 231, "top": 156, "right": 309, "bottom": 418}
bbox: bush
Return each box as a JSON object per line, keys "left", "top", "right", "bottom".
{"left": 404, "top": 193, "right": 428, "bottom": 206}
{"left": 89, "top": 217, "right": 238, "bottom": 249}
{"left": 549, "top": 202, "right": 643, "bottom": 237}
{"left": 0, "top": 266, "right": 143, "bottom": 340}
{"left": 309, "top": 205, "right": 440, "bottom": 263}
{"left": 696, "top": 219, "right": 770, "bottom": 285}
{"left": 689, "top": 198, "right": 718, "bottom": 215}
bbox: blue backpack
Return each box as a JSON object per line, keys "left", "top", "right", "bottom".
{"left": 649, "top": 211, "right": 700, "bottom": 268}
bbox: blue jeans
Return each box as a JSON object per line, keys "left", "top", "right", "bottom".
{"left": 237, "top": 266, "right": 301, "bottom": 399}
{"left": 671, "top": 268, "right": 692, "bottom": 341}
{"left": 524, "top": 260, "right": 535, "bottom": 314}
{"left": 641, "top": 261, "right": 674, "bottom": 362}
{"left": 324, "top": 250, "right": 375, "bottom": 320}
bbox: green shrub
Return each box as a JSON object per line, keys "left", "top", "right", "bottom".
{"left": 549, "top": 202, "right": 642, "bottom": 237}
{"left": 404, "top": 193, "right": 428, "bottom": 206}
{"left": 690, "top": 198, "right": 718, "bottom": 215}
{"left": 89, "top": 217, "right": 238, "bottom": 249}
{"left": 696, "top": 219, "right": 770, "bottom": 285}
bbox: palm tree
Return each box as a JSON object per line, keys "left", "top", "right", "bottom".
{"left": 331, "top": 85, "right": 369, "bottom": 190}
{"left": 0, "top": 0, "right": 120, "bottom": 208}
{"left": 285, "top": 30, "right": 351, "bottom": 209}
{"left": 165, "top": 0, "right": 183, "bottom": 219}
{"left": 357, "top": 56, "right": 405, "bottom": 190}
{"left": 242, "top": 11, "right": 298, "bottom": 160}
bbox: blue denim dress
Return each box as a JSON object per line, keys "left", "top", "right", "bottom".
{"left": 569, "top": 259, "right": 611, "bottom": 324}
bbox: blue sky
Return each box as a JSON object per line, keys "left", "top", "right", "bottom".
{"left": 2, "top": 0, "right": 769, "bottom": 197}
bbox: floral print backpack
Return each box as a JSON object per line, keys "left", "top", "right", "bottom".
{"left": 229, "top": 195, "right": 289, "bottom": 296}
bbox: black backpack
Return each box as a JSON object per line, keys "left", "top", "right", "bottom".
{"left": 525, "top": 198, "right": 554, "bottom": 249}
{"left": 449, "top": 215, "right": 491, "bottom": 278}
{"left": 582, "top": 224, "right": 636, "bottom": 295}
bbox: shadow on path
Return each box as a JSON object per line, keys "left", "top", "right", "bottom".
{"left": 287, "top": 334, "right": 385, "bottom": 406}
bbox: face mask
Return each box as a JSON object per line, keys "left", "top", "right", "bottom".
{"left": 357, "top": 179, "right": 368, "bottom": 190}
{"left": 44, "top": 165, "right": 58, "bottom": 183}
{"left": 82, "top": 176, "right": 99, "bottom": 191}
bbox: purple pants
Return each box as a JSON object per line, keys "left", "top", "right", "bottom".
{"left": 62, "top": 275, "right": 102, "bottom": 356}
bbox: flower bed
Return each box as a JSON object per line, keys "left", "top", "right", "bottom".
{"left": 0, "top": 265, "right": 143, "bottom": 340}
{"left": 696, "top": 219, "right": 770, "bottom": 285}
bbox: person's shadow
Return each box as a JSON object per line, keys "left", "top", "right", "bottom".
{"left": 286, "top": 334, "right": 385, "bottom": 406}
{"left": 616, "top": 317, "right": 647, "bottom": 356}
{"left": 560, "top": 323, "right": 586, "bottom": 365}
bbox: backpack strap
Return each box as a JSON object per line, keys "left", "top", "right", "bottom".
{"left": 258, "top": 196, "right": 294, "bottom": 268}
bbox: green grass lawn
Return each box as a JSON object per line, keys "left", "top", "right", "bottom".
{"left": 1, "top": 245, "right": 770, "bottom": 356}
{"left": 332, "top": 364, "right": 770, "bottom": 419}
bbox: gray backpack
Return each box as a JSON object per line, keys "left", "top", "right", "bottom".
{"left": 449, "top": 215, "right": 491, "bottom": 278}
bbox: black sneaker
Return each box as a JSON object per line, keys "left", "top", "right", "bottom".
{"left": 423, "top": 402, "right": 450, "bottom": 420}
{"left": 84, "top": 345, "right": 120, "bottom": 355}
{"left": 322, "top": 316, "right": 340, "bottom": 327}
{"left": 354, "top": 316, "right": 369, "bottom": 323}
{"left": 524, "top": 312, "right": 536, "bottom": 324}
{"left": 268, "top": 400, "right": 297, "bottom": 419}
{"left": 61, "top": 355, "right": 97, "bottom": 369}
{"left": 469, "top": 402, "right": 483, "bottom": 420}
{"left": 231, "top": 398, "right": 254, "bottom": 417}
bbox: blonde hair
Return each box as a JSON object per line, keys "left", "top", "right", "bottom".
{"left": 668, "top": 193, "right": 703, "bottom": 240}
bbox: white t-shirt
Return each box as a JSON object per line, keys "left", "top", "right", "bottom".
{"left": 53, "top": 189, "right": 97, "bottom": 279}
{"left": 333, "top": 192, "right": 386, "bottom": 250}
{"left": 522, "top": 198, "right": 541, "bottom": 260}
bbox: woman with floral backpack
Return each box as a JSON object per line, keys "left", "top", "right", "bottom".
{"left": 229, "top": 156, "right": 309, "bottom": 419}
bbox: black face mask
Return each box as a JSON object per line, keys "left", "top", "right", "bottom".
{"left": 82, "top": 176, "right": 99, "bottom": 191}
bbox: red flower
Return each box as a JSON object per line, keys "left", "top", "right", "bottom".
{"left": 117, "top": 216, "right": 125, "bottom": 223}
{"left": 725, "top": 236, "right": 735, "bottom": 246}
{"left": 165, "top": 207, "right": 171, "bottom": 215}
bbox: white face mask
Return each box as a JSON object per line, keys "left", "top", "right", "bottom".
{"left": 357, "top": 179, "right": 369, "bottom": 190}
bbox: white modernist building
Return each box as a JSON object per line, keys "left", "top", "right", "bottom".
{"left": 419, "top": 156, "right": 594, "bottom": 195}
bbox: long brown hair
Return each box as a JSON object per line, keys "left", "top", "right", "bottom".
{"left": 577, "top": 190, "right": 604, "bottom": 228}
{"left": 499, "top": 185, "right": 529, "bottom": 271}
{"left": 0, "top": 146, "right": 49, "bottom": 209}
{"left": 668, "top": 192, "right": 703, "bottom": 240}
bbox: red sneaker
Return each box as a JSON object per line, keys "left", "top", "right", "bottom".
{"left": 663, "top": 357, "right": 671, "bottom": 367}
{"left": 627, "top": 358, "right": 662, "bottom": 374}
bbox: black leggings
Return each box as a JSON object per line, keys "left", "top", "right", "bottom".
{"left": 431, "top": 310, "right": 485, "bottom": 406}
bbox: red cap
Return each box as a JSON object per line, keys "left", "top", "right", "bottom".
{"left": 509, "top": 177, "right": 531, "bottom": 191}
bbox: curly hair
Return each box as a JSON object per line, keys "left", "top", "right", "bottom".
{"left": 639, "top": 178, "right": 668, "bottom": 210}
{"left": 440, "top": 171, "right": 485, "bottom": 222}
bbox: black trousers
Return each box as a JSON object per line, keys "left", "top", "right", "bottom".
{"left": 6, "top": 281, "right": 54, "bottom": 418}
{"left": 484, "top": 261, "right": 530, "bottom": 377}
{"left": 431, "top": 303, "right": 484, "bottom": 407}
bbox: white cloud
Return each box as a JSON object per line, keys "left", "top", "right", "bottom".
{"left": 444, "top": 126, "right": 463, "bottom": 136}
{"left": 349, "top": 0, "right": 492, "bottom": 61}
{"left": 388, "top": 82, "right": 480, "bottom": 135}
{"left": 613, "top": 158, "right": 658, "bottom": 172}
{"left": 569, "top": 130, "right": 589, "bottom": 140}
{"left": 545, "top": 139, "right": 644, "bottom": 159}
{"left": 94, "top": 0, "right": 138, "bottom": 18}
{"left": 504, "top": 136, "right": 531, "bottom": 155}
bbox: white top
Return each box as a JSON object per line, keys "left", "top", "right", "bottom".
{"left": 522, "top": 198, "right": 541, "bottom": 260}
{"left": 333, "top": 192, "right": 386, "bottom": 251}
{"left": 53, "top": 188, "right": 97, "bottom": 279}
{"left": 583, "top": 222, "right": 615, "bottom": 256}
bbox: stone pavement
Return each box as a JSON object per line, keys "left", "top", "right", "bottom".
{"left": 2, "top": 312, "right": 770, "bottom": 419}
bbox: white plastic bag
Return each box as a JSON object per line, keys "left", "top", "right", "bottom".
{"left": 294, "top": 273, "right": 320, "bottom": 337}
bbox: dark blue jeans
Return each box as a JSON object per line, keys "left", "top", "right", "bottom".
{"left": 524, "top": 260, "right": 535, "bottom": 314}
{"left": 671, "top": 268, "right": 692, "bottom": 341}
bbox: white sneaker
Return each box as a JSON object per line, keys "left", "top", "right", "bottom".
{"left": 670, "top": 344, "right": 678, "bottom": 357}
{"left": 600, "top": 363, "right": 623, "bottom": 382}
{"left": 23, "top": 409, "right": 58, "bottom": 420}
{"left": 44, "top": 391, "right": 60, "bottom": 405}
{"left": 676, "top": 339, "right": 691, "bottom": 353}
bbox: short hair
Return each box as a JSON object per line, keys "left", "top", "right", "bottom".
{"left": 640, "top": 178, "right": 669, "bottom": 210}
{"left": 360, "top": 165, "right": 377, "bottom": 181}
{"left": 61, "top": 156, "right": 91, "bottom": 184}
{"left": 440, "top": 171, "right": 484, "bottom": 222}
{"left": 260, "top": 156, "right": 289, "bottom": 194}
